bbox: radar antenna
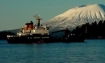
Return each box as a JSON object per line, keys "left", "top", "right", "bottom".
{"left": 34, "top": 14, "right": 41, "bottom": 20}
{"left": 34, "top": 14, "right": 42, "bottom": 27}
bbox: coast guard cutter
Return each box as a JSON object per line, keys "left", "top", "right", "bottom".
{"left": 7, "top": 14, "right": 51, "bottom": 43}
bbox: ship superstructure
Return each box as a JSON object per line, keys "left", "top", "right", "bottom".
{"left": 8, "top": 14, "right": 49, "bottom": 37}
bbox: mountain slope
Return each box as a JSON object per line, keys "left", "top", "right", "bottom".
{"left": 44, "top": 4, "right": 105, "bottom": 32}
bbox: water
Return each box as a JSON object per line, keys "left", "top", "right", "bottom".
{"left": 0, "top": 40, "right": 105, "bottom": 63}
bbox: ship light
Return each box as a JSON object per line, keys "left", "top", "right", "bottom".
{"left": 19, "top": 33, "right": 21, "bottom": 36}
{"left": 33, "top": 30, "right": 35, "bottom": 33}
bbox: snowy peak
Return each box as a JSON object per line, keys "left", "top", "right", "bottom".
{"left": 62, "top": 4, "right": 105, "bottom": 18}
{"left": 76, "top": 4, "right": 103, "bottom": 8}
{"left": 76, "top": 4, "right": 105, "bottom": 8}
{"left": 45, "top": 4, "right": 105, "bottom": 32}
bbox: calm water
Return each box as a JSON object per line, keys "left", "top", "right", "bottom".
{"left": 0, "top": 40, "right": 105, "bottom": 63}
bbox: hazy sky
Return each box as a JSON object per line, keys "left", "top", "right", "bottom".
{"left": 0, "top": 0, "right": 105, "bottom": 31}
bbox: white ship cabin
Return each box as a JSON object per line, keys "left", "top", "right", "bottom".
{"left": 17, "top": 20, "right": 49, "bottom": 37}
{"left": 17, "top": 14, "right": 49, "bottom": 37}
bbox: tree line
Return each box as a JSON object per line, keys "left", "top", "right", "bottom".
{"left": 0, "top": 31, "right": 14, "bottom": 40}
{"left": 72, "top": 20, "right": 105, "bottom": 39}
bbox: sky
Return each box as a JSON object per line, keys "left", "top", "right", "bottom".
{"left": 0, "top": 0, "right": 105, "bottom": 31}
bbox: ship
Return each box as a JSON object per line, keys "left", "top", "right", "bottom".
{"left": 7, "top": 14, "right": 84, "bottom": 44}
{"left": 7, "top": 14, "right": 51, "bottom": 43}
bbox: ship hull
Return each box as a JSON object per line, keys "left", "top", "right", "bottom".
{"left": 7, "top": 35, "right": 52, "bottom": 44}
{"left": 7, "top": 35, "right": 84, "bottom": 44}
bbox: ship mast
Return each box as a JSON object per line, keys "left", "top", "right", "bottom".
{"left": 34, "top": 14, "right": 42, "bottom": 27}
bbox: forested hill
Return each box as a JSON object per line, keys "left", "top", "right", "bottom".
{"left": 72, "top": 20, "right": 105, "bottom": 39}
{"left": 0, "top": 31, "right": 14, "bottom": 40}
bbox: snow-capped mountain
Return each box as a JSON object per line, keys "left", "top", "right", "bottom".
{"left": 44, "top": 4, "right": 105, "bottom": 32}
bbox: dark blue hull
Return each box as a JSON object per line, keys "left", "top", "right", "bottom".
{"left": 7, "top": 35, "right": 84, "bottom": 44}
